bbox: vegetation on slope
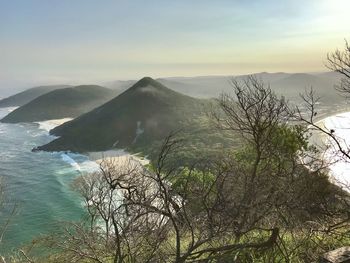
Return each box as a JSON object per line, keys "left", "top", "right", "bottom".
{"left": 12, "top": 75, "right": 350, "bottom": 263}
{"left": 35, "top": 77, "right": 236, "bottom": 159}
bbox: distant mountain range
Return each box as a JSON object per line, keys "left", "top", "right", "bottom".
{"left": 1, "top": 85, "right": 116, "bottom": 123}
{"left": 106, "top": 72, "right": 343, "bottom": 105}
{"left": 0, "top": 85, "right": 70, "bottom": 108}
{"left": 1, "top": 72, "right": 343, "bottom": 110}
{"left": 35, "top": 77, "right": 214, "bottom": 154}
{"left": 1, "top": 72, "right": 346, "bottom": 159}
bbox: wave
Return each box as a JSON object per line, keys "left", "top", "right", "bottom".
{"left": 60, "top": 153, "right": 100, "bottom": 174}
{"left": 0, "top": 113, "right": 87, "bottom": 251}
{"left": 6, "top": 107, "right": 19, "bottom": 113}
{"left": 61, "top": 154, "right": 82, "bottom": 172}
{"left": 0, "top": 107, "right": 19, "bottom": 119}
{"left": 35, "top": 118, "right": 72, "bottom": 132}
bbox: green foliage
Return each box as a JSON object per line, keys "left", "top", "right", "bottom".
{"left": 171, "top": 167, "right": 215, "bottom": 194}
{"left": 233, "top": 124, "right": 310, "bottom": 169}
{"left": 271, "top": 125, "right": 309, "bottom": 153}
{"left": 36, "top": 77, "right": 237, "bottom": 159}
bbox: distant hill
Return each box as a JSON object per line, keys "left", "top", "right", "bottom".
{"left": 155, "top": 73, "right": 291, "bottom": 98}
{"left": 105, "top": 72, "right": 347, "bottom": 125}
{"left": 0, "top": 85, "right": 70, "bottom": 108}
{"left": 35, "top": 77, "right": 227, "bottom": 156}
{"left": 158, "top": 72, "right": 342, "bottom": 102}
{"left": 106, "top": 72, "right": 343, "bottom": 104}
{"left": 271, "top": 73, "right": 338, "bottom": 97}
{"left": 1, "top": 85, "right": 116, "bottom": 123}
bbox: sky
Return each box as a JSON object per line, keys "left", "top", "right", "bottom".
{"left": 0, "top": 0, "right": 350, "bottom": 94}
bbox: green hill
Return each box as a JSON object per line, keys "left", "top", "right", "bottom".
{"left": 35, "top": 77, "right": 226, "bottom": 156}
{"left": 0, "top": 85, "right": 70, "bottom": 108}
{"left": 1, "top": 85, "right": 116, "bottom": 123}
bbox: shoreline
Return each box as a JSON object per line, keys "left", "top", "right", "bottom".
{"left": 35, "top": 118, "right": 72, "bottom": 132}
{"left": 31, "top": 117, "right": 150, "bottom": 173}
{"left": 313, "top": 111, "right": 350, "bottom": 191}
{"left": 29, "top": 112, "right": 350, "bottom": 191}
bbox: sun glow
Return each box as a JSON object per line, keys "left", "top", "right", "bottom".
{"left": 318, "top": 0, "right": 350, "bottom": 31}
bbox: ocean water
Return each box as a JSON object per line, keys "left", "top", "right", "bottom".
{"left": 0, "top": 107, "right": 99, "bottom": 253}
{"left": 323, "top": 112, "right": 350, "bottom": 190}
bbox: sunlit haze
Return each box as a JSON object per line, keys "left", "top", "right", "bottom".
{"left": 1, "top": 0, "right": 349, "bottom": 94}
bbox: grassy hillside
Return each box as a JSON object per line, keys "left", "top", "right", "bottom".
{"left": 0, "top": 85, "right": 70, "bottom": 108}
{"left": 35, "top": 77, "right": 234, "bottom": 159}
{"left": 1, "top": 85, "right": 116, "bottom": 123}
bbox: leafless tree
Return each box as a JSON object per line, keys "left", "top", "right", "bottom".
{"left": 292, "top": 91, "right": 350, "bottom": 260}
{"left": 211, "top": 76, "right": 349, "bottom": 261}
{"left": 291, "top": 39, "right": 350, "bottom": 255}
{"left": 297, "top": 40, "right": 350, "bottom": 164}
{"left": 326, "top": 39, "right": 350, "bottom": 96}
{"left": 46, "top": 142, "right": 288, "bottom": 262}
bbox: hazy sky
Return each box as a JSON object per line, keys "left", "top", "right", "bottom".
{"left": 1, "top": 0, "right": 349, "bottom": 94}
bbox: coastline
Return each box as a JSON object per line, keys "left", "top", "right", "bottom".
{"left": 314, "top": 111, "right": 350, "bottom": 190}
{"left": 32, "top": 112, "right": 350, "bottom": 191}
{"left": 34, "top": 117, "right": 149, "bottom": 174}
{"left": 6, "top": 106, "right": 19, "bottom": 113}
{"left": 0, "top": 110, "right": 86, "bottom": 251}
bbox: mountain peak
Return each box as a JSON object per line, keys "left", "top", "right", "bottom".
{"left": 138, "top": 76, "right": 154, "bottom": 83}
{"left": 35, "top": 79, "right": 206, "bottom": 153}
{"left": 124, "top": 77, "right": 179, "bottom": 98}
{"left": 132, "top": 77, "right": 164, "bottom": 89}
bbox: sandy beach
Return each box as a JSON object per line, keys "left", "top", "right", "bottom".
{"left": 87, "top": 149, "right": 150, "bottom": 166}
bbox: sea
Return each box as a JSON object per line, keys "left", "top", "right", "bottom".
{"left": 0, "top": 107, "right": 99, "bottom": 253}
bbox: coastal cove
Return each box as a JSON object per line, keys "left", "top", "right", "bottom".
{"left": 1, "top": 106, "right": 350, "bottom": 254}
{"left": 0, "top": 108, "right": 98, "bottom": 253}
{"left": 0, "top": 107, "right": 150, "bottom": 254}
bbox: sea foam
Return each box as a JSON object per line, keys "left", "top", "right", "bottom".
{"left": 36, "top": 118, "right": 72, "bottom": 132}
{"left": 34, "top": 117, "right": 100, "bottom": 174}
{"left": 6, "top": 107, "right": 19, "bottom": 112}
{"left": 60, "top": 153, "right": 100, "bottom": 174}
